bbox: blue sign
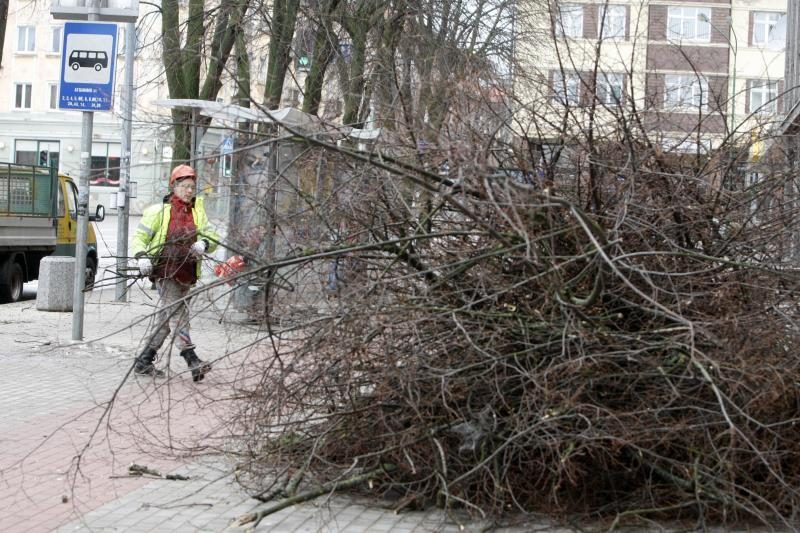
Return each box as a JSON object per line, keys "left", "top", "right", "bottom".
{"left": 59, "top": 22, "right": 118, "bottom": 112}
{"left": 221, "top": 136, "right": 234, "bottom": 154}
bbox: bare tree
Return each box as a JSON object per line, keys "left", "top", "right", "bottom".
{"left": 262, "top": 0, "right": 301, "bottom": 110}
{"left": 161, "top": 0, "right": 250, "bottom": 162}
{"left": 301, "top": 0, "right": 342, "bottom": 116}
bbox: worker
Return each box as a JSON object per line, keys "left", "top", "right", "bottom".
{"left": 131, "top": 163, "right": 219, "bottom": 381}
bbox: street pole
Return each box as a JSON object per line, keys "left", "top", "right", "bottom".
{"left": 728, "top": 18, "right": 738, "bottom": 135}
{"left": 72, "top": 0, "right": 99, "bottom": 340}
{"left": 265, "top": 134, "right": 278, "bottom": 262}
{"left": 115, "top": 21, "right": 135, "bottom": 302}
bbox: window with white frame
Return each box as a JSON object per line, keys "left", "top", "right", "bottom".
{"left": 14, "top": 83, "right": 32, "bottom": 109}
{"left": 749, "top": 80, "right": 778, "bottom": 114}
{"left": 553, "top": 72, "right": 582, "bottom": 105}
{"left": 50, "top": 26, "right": 62, "bottom": 53}
{"left": 15, "top": 140, "right": 60, "bottom": 168}
{"left": 598, "top": 5, "right": 626, "bottom": 40}
{"left": 752, "top": 12, "right": 783, "bottom": 46}
{"left": 667, "top": 7, "right": 711, "bottom": 42}
{"left": 48, "top": 83, "right": 58, "bottom": 110}
{"left": 597, "top": 73, "right": 624, "bottom": 104}
{"left": 256, "top": 55, "right": 268, "bottom": 79}
{"left": 17, "top": 26, "right": 36, "bottom": 52}
{"left": 664, "top": 74, "right": 709, "bottom": 111}
{"left": 556, "top": 4, "right": 584, "bottom": 38}
{"left": 665, "top": 137, "right": 712, "bottom": 154}
{"left": 90, "top": 142, "right": 121, "bottom": 187}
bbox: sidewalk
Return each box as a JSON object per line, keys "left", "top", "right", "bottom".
{"left": 0, "top": 266, "right": 538, "bottom": 532}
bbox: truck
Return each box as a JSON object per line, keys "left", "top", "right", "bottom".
{"left": 0, "top": 162, "right": 105, "bottom": 303}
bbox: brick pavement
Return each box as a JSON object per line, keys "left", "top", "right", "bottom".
{"left": 0, "top": 281, "right": 545, "bottom": 532}
{"left": 0, "top": 290, "right": 220, "bottom": 532}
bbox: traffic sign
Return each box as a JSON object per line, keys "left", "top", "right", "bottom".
{"left": 222, "top": 136, "right": 234, "bottom": 154}
{"left": 58, "top": 22, "right": 118, "bottom": 112}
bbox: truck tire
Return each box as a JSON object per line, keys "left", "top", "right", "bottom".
{"left": 85, "top": 256, "right": 97, "bottom": 291}
{"left": 0, "top": 260, "right": 24, "bottom": 303}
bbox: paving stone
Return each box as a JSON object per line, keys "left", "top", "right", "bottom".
{"left": 3, "top": 264, "right": 545, "bottom": 533}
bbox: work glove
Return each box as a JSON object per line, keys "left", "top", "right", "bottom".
{"left": 138, "top": 257, "right": 153, "bottom": 276}
{"left": 190, "top": 240, "right": 206, "bottom": 258}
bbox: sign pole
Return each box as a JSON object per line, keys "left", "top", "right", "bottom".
{"left": 115, "top": 21, "right": 135, "bottom": 302}
{"left": 71, "top": 0, "right": 100, "bottom": 340}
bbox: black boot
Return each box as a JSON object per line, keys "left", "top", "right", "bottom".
{"left": 180, "top": 348, "right": 211, "bottom": 382}
{"left": 134, "top": 348, "right": 164, "bottom": 378}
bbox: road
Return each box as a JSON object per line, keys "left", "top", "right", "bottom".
{"left": 19, "top": 213, "right": 138, "bottom": 301}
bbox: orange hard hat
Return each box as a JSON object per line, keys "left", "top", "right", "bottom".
{"left": 169, "top": 164, "right": 197, "bottom": 187}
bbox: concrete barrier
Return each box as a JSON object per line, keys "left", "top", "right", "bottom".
{"left": 36, "top": 256, "right": 75, "bottom": 312}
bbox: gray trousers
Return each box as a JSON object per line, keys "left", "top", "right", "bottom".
{"left": 145, "top": 278, "right": 195, "bottom": 353}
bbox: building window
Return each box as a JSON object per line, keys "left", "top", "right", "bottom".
{"left": 257, "top": 55, "right": 268, "bottom": 79}
{"left": 556, "top": 4, "right": 583, "bottom": 38}
{"left": 749, "top": 80, "right": 778, "bottom": 114}
{"left": 598, "top": 5, "right": 626, "bottom": 40}
{"left": 597, "top": 73, "right": 624, "bottom": 105}
{"left": 50, "top": 26, "right": 63, "bottom": 53}
{"left": 752, "top": 12, "right": 783, "bottom": 46}
{"left": 286, "top": 88, "right": 301, "bottom": 107}
{"left": 17, "top": 26, "right": 36, "bottom": 52}
{"left": 553, "top": 72, "right": 582, "bottom": 105}
{"left": 14, "top": 83, "right": 32, "bottom": 109}
{"left": 664, "top": 74, "right": 708, "bottom": 111}
{"left": 664, "top": 137, "right": 712, "bottom": 154}
{"left": 15, "top": 140, "right": 60, "bottom": 169}
{"left": 667, "top": 7, "right": 711, "bottom": 42}
{"left": 48, "top": 83, "right": 58, "bottom": 109}
{"left": 90, "top": 142, "right": 121, "bottom": 187}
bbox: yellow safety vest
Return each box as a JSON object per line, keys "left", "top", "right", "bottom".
{"left": 131, "top": 195, "right": 219, "bottom": 278}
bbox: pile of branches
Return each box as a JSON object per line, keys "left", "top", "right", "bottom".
{"left": 227, "top": 140, "right": 800, "bottom": 529}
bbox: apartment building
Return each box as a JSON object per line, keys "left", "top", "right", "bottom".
{"left": 780, "top": 0, "right": 800, "bottom": 140}
{"left": 0, "top": 0, "right": 237, "bottom": 213}
{"left": 516, "top": 0, "right": 786, "bottom": 153}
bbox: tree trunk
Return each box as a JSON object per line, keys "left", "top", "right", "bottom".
{"left": 340, "top": 26, "right": 367, "bottom": 127}
{"left": 263, "top": 0, "right": 301, "bottom": 111}
{"left": 161, "top": 0, "right": 250, "bottom": 165}
{"left": 200, "top": 1, "right": 248, "bottom": 101}
{"left": 302, "top": 0, "right": 341, "bottom": 116}
{"left": 0, "top": 0, "right": 9, "bottom": 70}
{"left": 372, "top": 3, "right": 407, "bottom": 131}
{"left": 234, "top": 19, "right": 252, "bottom": 109}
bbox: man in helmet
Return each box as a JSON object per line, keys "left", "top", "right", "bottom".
{"left": 131, "top": 164, "right": 219, "bottom": 381}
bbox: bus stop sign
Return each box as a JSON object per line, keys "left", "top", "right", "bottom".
{"left": 59, "top": 22, "right": 118, "bottom": 112}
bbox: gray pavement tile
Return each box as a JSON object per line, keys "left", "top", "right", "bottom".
{"left": 184, "top": 511, "right": 225, "bottom": 528}
{"left": 344, "top": 519, "right": 383, "bottom": 531}
{"left": 384, "top": 526, "right": 417, "bottom": 533}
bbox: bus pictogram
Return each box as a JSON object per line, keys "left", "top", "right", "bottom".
{"left": 69, "top": 50, "right": 108, "bottom": 72}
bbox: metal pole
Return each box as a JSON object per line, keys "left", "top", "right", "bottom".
{"left": 729, "top": 16, "right": 738, "bottom": 134}
{"left": 191, "top": 107, "right": 199, "bottom": 163}
{"left": 72, "top": 0, "right": 99, "bottom": 340}
{"left": 226, "top": 143, "right": 238, "bottom": 260}
{"left": 265, "top": 133, "right": 278, "bottom": 261}
{"left": 115, "top": 21, "right": 135, "bottom": 302}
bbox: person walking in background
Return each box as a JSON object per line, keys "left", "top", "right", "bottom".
{"left": 131, "top": 164, "right": 219, "bottom": 381}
